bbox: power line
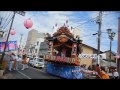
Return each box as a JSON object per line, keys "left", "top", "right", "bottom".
{"left": 3, "top": 12, "right": 12, "bottom": 29}
{"left": 73, "top": 16, "right": 98, "bottom": 29}
{"left": 11, "top": 12, "right": 119, "bottom": 41}
{"left": 16, "top": 12, "right": 98, "bottom": 31}
{"left": 14, "top": 15, "right": 42, "bottom": 30}
{"left": 0, "top": 12, "right": 9, "bottom": 27}
{"left": 15, "top": 13, "right": 118, "bottom": 40}
{"left": 0, "top": 12, "right": 7, "bottom": 27}
{"left": 80, "top": 33, "right": 97, "bottom": 38}
{"left": 2, "top": 12, "right": 13, "bottom": 30}
{"left": 0, "top": 11, "right": 7, "bottom": 19}
{"left": 1, "top": 12, "right": 13, "bottom": 29}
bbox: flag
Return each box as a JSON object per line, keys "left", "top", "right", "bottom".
{"left": 0, "top": 41, "right": 17, "bottom": 52}
{"left": 0, "top": 42, "right": 8, "bottom": 52}
{"left": 0, "top": 42, "right": 5, "bottom": 52}
{"left": 8, "top": 41, "right": 17, "bottom": 51}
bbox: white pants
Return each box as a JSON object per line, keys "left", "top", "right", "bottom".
{"left": 21, "top": 64, "right": 25, "bottom": 70}
{"left": 21, "top": 64, "right": 28, "bottom": 70}
{"left": 9, "top": 61, "right": 14, "bottom": 71}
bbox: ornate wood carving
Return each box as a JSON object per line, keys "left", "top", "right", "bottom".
{"left": 53, "top": 26, "right": 73, "bottom": 36}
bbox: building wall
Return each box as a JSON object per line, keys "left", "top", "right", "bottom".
{"left": 104, "top": 51, "right": 115, "bottom": 61}
{"left": 39, "top": 42, "right": 48, "bottom": 56}
{"left": 80, "top": 45, "right": 93, "bottom": 68}
{"left": 34, "top": 38, "right": 44, "bottom": 57}
{"left": 37, "top": 33, "right": 46, "bottom": 38}
{"left": 25, "top": 29, "right": 38, "bottom": 52}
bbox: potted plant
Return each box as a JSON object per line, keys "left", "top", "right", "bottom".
{"left": 0, "top": 64, "right": 4, "bottom": 77}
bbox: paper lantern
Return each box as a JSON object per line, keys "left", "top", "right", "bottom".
{"left": 10, "top": 29, "right": 16, "bottom": 35}
{"left": 24, "top": 18, "right": 33, "bottom": 29}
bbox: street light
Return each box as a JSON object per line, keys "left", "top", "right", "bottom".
{"left": 107, "top": 29, "right": 116, "bottom": 67}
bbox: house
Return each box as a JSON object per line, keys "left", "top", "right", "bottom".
{"left": 102, "top": 50, "right": 116, "bottom": 61}
{"left": 100, "top": 50, "right": 117, "bottom": 67}
{"left": 80, "top": 43, "right": 103, "bottom": 68}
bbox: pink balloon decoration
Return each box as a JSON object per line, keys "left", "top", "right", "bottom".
{"left": 10, "top": 29, "right": 16, "bottom": 35}
{"left": 24, "top": 18, "right": 33, "bottom": 29}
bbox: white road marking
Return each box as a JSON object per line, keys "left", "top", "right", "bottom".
{"left": 17, "top": 71, "right": 31, "bottom": 79}
{"left": 29, "top": 67, "right": 46, "bottom": 73}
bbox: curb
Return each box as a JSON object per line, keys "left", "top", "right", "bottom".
{"left": 0, "top": 74, "right": 8, "bottom": 79}
{"left": 0, "top": 69, "right": 14, "bottom": 79}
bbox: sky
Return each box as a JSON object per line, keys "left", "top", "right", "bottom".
{"left": 0, "top": 11, "right": 120, "bottom": 53}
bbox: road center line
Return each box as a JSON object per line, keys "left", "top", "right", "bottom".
{"left": 17, "top": 71, "right": 31, "bottom": 79}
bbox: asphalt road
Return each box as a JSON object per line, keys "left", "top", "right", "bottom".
{"left": 6, "top": 63, "right": 61, "bottom": 79}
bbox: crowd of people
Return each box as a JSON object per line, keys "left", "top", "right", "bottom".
{"left": 82, "top": 64, "right": 119, "bottom": 79}
{"left": 4, "top": 52, "right": 120, "bottom": 79}
{"left": 7, "top": 53, "right": 29, "bottom": 71}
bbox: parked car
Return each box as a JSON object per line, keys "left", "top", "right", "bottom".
{"left": 31, "top": 57, "right": 44, "bottom": 68}
{"left": 28, "top": 60, "right": 33, "bottom": 66}
{"left": 28, "top": 58, "right": 34, "bottom": 66}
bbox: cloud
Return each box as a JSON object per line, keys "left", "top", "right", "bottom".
{"left": 1, "top": 11, "right": 118, "bottom": 53}
{"left": 86, "top": 11, "right": 119, "bottom": 52}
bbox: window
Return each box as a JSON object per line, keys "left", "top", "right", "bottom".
{"left": 38, "top": 59, "right": 43, "bottom": 62}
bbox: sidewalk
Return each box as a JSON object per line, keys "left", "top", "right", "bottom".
{"left": 0, "top": 69, "right": 15, "bottom": 79}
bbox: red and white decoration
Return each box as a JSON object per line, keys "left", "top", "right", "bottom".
{"left": 9, "top": 42, "right": 15, "bottom": 50}
{"left": 43, "top": 55, "right": 80, "bottom": 65}
{"left": 24, "top": 18, "right": 33, "bottom": 29}
{"left": 79, "top": 54, "right": 98, "bottom": 59}
{"left": 10, "top": 29, "right": 16, "bottom": 35}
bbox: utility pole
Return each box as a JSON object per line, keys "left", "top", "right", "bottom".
{"left": 0, "top": 11, "right": 25, "bottom": 64}
{"left": 0, "top": 12, "right": 16, "bottom": 64}
{"left": 96, "top": 11, "right": 102, "bottom": 65}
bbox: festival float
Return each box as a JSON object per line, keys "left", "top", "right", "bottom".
{"left": 43, "top": 24, "right": 83, "bottom": 79}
